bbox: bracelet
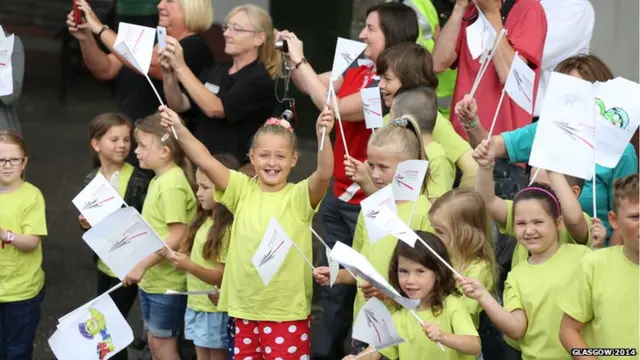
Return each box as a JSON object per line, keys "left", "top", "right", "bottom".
{"left": 293, "top": 58, "right": 308, "bottom": 69}
{"left": 96, "top": 24, "right": 109, "bottom": 38}
{"left": 461, "top": 117, "right": 479, "bottom": 131}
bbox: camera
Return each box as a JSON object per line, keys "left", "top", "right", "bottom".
{"left": 275, "top": 40, "right": 289, "bottom": 53}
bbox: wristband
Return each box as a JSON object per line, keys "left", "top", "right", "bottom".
{"left": 96, "top": 24, "right": 109, "bottom": 38}
{"left": 1, "top": 230, "right": 14, "bottom": 249}
{"left": 293, "top": 58, "right": 308, "bottom": 70}
{"left": 462, "top": 117, "right": 479, "bottom": 131}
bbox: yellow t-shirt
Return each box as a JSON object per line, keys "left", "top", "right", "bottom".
{"left": 139, "top": 166, "right": 196, "bottom": 294}
{"left": 187, "top": 217, "right": 230, "bottom": 313}
{"left": 460, "top": 260, "right": 494, "bottom": 329}
{"left": 214, "top": 170, "right": 320, "bottom": 321}
{"left": 557, "top": 246, "right": 639, "bottom": 351}
{"left": 379, "top": 295, "right": 479, "bottom": 360}
{"left": 96, "top": 163, "right": 135, "bottom": 278}
{"left": 0, "top": 182, "right": 48, "bottom": 302}
{"left": 352, "top": 196, "right": 433, "bottom": 318}
{"left": 424, "top": 141, "right": 455, "bottom": 200}
{"left": 503, "top": 244, "right": 592, "bottom": 360}
{"left": 383, "top": 112, "right": 471, "bottom": 165}
{"left": 499, "top": 200, "right": 592, "bottom": 267}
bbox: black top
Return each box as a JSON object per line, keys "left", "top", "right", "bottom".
{"left": 186, "top": 60, "right": 276, "bottom": 165}
{"left": 82, "top": 167, "right": 151, "bottom": 214}
{"left": 115, "top": 34, "right": 213, "bottom": 122}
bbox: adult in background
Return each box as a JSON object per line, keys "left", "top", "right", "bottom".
{"left": 278, "top": 4, "right": 420, "bottom": 359}
{"left": 66, "top": 0, "right": 214, "bottom": 161}
{"left": 0, "top": 29, "right": 24, "bottom": 134}
{"left": 162, "top": 4, "right": 279, "bottom": 172}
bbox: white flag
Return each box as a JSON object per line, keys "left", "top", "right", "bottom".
{"left": 330, "top": 37, "right": 367, "bottom": 80}
{"left": 114, "top": 23, "right": 156, "bottom": 74}
{"left": 371, "top": 207, "right": 418, "bottom": 247}
{"left": 465, "top": 8, "right": 496, "bottom": 60}
{"left": 251, "top": 218, "right": 293, "bottom": 286}
{"left": 505, "top": 53, "right": 536, "bottom": 114}
{"left": 353, "top": 298, "right": 406, "bottom": 350}
{"left": 361, "top": 87, "right": 384, "bottom": 129}
{"left": 72, "top": 173, "right": 125, "bottom": 227}
{"left": 0, "top": 34, "right": 14, "bottom": 97}
{"left": 392, "top": 160, "right": 428, "bottom": 202}
{"left": 360, "top": 185, "right": 398, "bottom": 244}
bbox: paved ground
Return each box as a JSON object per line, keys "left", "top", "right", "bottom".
{"left": 16, "top": 36, "right": 326, "bottom": 359}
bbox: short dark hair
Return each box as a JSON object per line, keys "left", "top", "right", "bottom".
{"left": 613, "top": 174, "right": 639, "bottom": 212}
{"left": 391, "top": 86, "right": 438, "bottom": 134}
{"left": 376, "top": 42, "right": 439, "bottom": 90}
{"left": 366, "top": 3, "right": 419, "bottom": 49}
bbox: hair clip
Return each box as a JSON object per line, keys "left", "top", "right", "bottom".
{"left": 265, "top": 118, "right": 294, "bottom": 132}
{"left": 390, "top": 116, "right": 409, "bottom": 128}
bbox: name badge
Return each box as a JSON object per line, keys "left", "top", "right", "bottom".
{"left": 205, "top": 82, "right": 220, "bottom": 94}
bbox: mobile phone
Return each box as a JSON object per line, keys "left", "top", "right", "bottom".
{"left": 157, "top": 26, "right": 167, "bottom": 50}
{"left": 73, "top": 0, "right": 84, "bottom": 24}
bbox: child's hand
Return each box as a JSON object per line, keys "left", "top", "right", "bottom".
{"left": 455, "top": 94, "right": 478, "bottom": 126}
{"left": 460, "top": 277, "right": 487, "bottom": 301}
{"left": 123, "top": 263, "right": 146, "bottom": 287}
{"left": 590, "top": 217, "right": 606, "bottom": 249}
{"left": 344, "top": 155, "right": 371, "bottom": 185}
{"left": 360, "top": 281, "right": 387, "bottom": 301}
{"left": 168, "top": 251, "right": 192, "bottom": 272}
{"left": 78, "top": 215, "right": 91, "bottom": 230}
{"left": 472, "top": 138, "right": 495, "bottom": 169}
{"left": 313, "top": 266, "right": 331, "bottom": 286}
{"left": 423, "top": 322, "right": 443, "bottom": 342}
{"left": 208, "top": 292, "right": 220, "bottom": 306}
{"left": 317, "top": 106, "right": 335, "bottom": 138}
{"left": 158, "top": 105, "right": 186, "bottom": 135}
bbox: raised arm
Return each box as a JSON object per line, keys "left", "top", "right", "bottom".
{"left": 0, "top": 36, "right": 24, "bottom": 106}
{"left": 547, "top": 171, "right": 589, "bottom": 244}
{"left": 161, "top": 54, "right": 191, "bottom": 113}
{"left": 432, "top": 0, "right": 468, "bottom": 73}
{"left": 473, "top": 139, "right": 508, "bottom": 225}
{"left": 307, "top": 107, "right": 335, "bottom": 208}
{"left": 159, "top": 106, "right": 231, "bottom": 191}
{"left": 455, "top": 94, "right": 508, "bottom": 156}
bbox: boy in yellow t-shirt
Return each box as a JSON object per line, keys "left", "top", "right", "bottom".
{"left": 558, "top": 174, "right": 639, "bottom": 357}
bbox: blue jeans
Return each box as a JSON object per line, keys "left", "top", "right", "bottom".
{"left": 313, "top": 188, "right": 361, "bottom": 359}
{"left": 138, "top": 289, "right": 186, "bottom": 338}
{"left": 0, "top": 289, "right": 45, "bottom": 360}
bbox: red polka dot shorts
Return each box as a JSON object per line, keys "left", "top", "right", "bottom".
{"left": 233, "top": 317, "right": 311, "bottom": 360}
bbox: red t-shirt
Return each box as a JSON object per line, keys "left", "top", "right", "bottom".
{"left": 333, "top": 65, "right": 377, "bottom": 205}
{"left": 450, "top": 0, "right": 547, "bottom": 138}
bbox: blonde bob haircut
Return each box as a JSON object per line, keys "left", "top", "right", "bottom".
{"left": 227, "top": 4, "right": 282, "bottom": 79}
{"left": 180, "top": 0, "right": 214, "bottom": 33}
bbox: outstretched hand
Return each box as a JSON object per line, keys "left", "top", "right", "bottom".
{"left": 459, "top": 277, "right": 487, "bottom": 301}
{"left": 317, "top": 106, "right": 335, "bottom": 138}
{"left": 471, "top": 138, "right": 495, "bottom": 169}
{"left": 455, "top": 94, "right": 478, "bottom": 126}
{"left": 158, "top": 105, "right": 187, "bottom": 136}
{"left": 344, "top": 155, "right": 371, "bottom": 185}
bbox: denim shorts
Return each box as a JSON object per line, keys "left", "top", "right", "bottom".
{"left": 184, "top": 308, "right": 229, "bottom": 349}
{"left": 138, "top": 289, "right": 186, "bottom": 338}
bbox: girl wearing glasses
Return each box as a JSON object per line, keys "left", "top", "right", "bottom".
{"left": 0, "top": 131, "right": 47, "bottom": 359}
{"left": 161, "top": 4, "right": 280, "bottom": 174}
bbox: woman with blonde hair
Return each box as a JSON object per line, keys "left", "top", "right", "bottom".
{"left": 66, "top": 0, "right": 214, "bottom": 157}
{"left": 162, "top": 4, "right": 280, "bottom": 170}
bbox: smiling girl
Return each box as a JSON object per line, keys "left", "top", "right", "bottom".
{"left": 0, "top": 131, "right": 47, "bottom": 359}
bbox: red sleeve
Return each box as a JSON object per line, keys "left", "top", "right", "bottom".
{"left": 504, "top": 1, "right": 547, "bottom": 70}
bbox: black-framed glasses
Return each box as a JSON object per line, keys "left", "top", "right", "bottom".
{"left": 0, "top": 158, "right": 25, "bottom": 167}
{"left": 222, "top": 23, "right": 259, "bottom": 34}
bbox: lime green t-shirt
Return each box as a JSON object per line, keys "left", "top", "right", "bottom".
{"left": 460, "top": 260, "right": 494, "bottom": 329}
{"left": 558, "top": 246, "right": 639, "bottom": 351}
{"left": 96, "top": 163, "right": 134, "bottom": 278}
{"left": 352, "top": 196, "right": 433, "bottom": 318}
{"left": 504, "top": 244, "right": 592, "bottom": 360}
{"left": 214, "top": 170, "right": 320, "bottom": 321}
{"left": 0, "top": 182, "right": 48, "bottom": 302}
{"left": 187, "top": 217, "right": 229, "bottom": 313}
{"left": 379, "top": 295, "right": 479, "bottom": 360}
{"left": 139, "top": 166, "right": 196, "bottom": 294}
{"left": 499, "top": 200, "right": 592, "bottom": 267}
{"left": 424, "top": 141, "right": 455, "bottom": 200}
{"left": 383, "top": 112, "right": 470, "bottom": 165}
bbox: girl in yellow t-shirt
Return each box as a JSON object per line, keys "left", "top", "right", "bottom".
{"left": 167, "top": 154, "right": 239, "bottom": 360}
{"left": 429, "top": 189, "right": 498, "bottom": 329}
{"left": 345, "top": 232, "right": 481, "bottom": 360}
{"left": 0, "top": 131, "right": 48, "bottom": 359}
{"left": 122, "top": 114, "right": 197, "bottom": 359}
{"left": 159, "top": 105, "right": 334, "bottom": 359}
{"left": 77, "top": 113, "right": 151, "bottom": 360}
{"left": 460, "top": 142, "right": 592, "bottom": 360}
{"left": 314, "top": 116, "right": 433, "bottom": 350}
